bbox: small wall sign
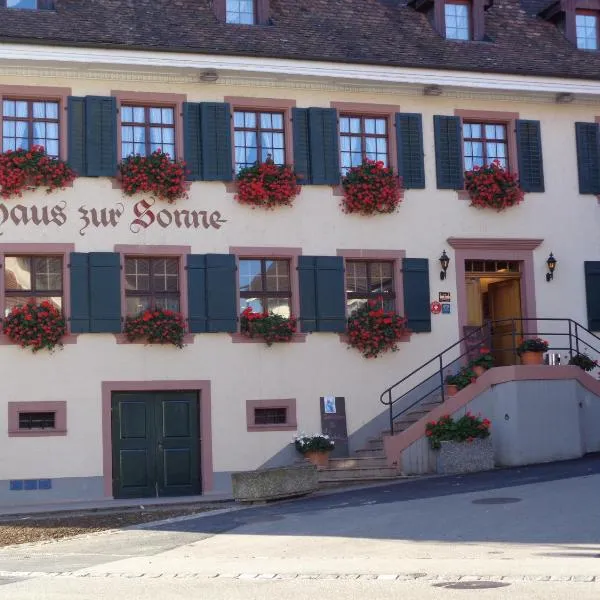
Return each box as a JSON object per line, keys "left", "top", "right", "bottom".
{"left": 439, "top": 292, "right": 451, "bottom": 302}
{"left": 442, "top": 303, "right": 451, "bottom": 314}
{"left": 430, "top": 301, "right": 442, "bottom": 314}
{"left": 324, "top": 396, "right": 337, "bottom": 414}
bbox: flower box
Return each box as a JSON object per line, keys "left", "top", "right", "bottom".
{"left": 341, "top": 159, "right": 403, "bottom": 215}
{"left": 235, "top": 160, "right": 300, "bottom": 209}
{"left": 240, "top": 307, "right": 297, "bottom": 345}
{"left": 436, "top": 438, "right": 495, "bottom": 475}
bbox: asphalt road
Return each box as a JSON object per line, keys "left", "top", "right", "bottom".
{"left": 1, "top": 455, "right": 600, "bottom": 599}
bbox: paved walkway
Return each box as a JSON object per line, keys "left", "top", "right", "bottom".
{"left": 1, "top": 456, "right": 600, "bottom": 599}
{"left": 0, "top": 492, "right": 233, "bottom": 517}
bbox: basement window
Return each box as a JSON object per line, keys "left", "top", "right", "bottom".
{"left": 18, "top": 411, "right": 56, "bottom": 430}
{"left": 254, "top": 407, "right": 287, "bottom": 425}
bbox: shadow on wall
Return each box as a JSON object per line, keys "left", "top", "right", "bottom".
{"left": 147, "top": 454, "right": 600, "bottom": 545}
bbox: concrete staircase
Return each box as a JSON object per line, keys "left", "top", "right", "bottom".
{"left": 317, "top": 393, "right": 445, "bottom": 487}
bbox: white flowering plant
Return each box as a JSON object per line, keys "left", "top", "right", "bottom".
{"left": 293, "top": 432, "right": 335, "bottom": 454}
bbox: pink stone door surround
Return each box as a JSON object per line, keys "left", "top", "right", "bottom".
{"left": 448, "top": 237, "right": 543, "bottom": 344}
{"left": 101, "top": 380, "right": 213, "bottom": 498}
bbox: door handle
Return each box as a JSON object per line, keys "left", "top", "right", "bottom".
{"left": 158, "top": 441, "right": 164, "bottom": 450}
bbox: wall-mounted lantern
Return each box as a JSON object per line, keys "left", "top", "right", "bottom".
{"left": 546, "top": 252, "right": 557, "bottom": 282}
{"left": 439, "top": 250, "right": 450, "bottom": 281}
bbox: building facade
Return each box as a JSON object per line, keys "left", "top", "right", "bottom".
{"left": 1, "top": 0, "right": 600, "bottom": 506}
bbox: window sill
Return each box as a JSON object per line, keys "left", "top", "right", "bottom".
{"left": 230, "top": 332, "right": 307, "bottom": 344}
{"left": 0, "top": 334, "right": 78, "bottom": 346}
{"left": 8, "top": 429, "right": 67, "bottom": 438}
{"left": 247, "top": 424, "right": 298, "bottom": 432}
{"left": 114, "top": 333, "right": 195, "bottom": 345}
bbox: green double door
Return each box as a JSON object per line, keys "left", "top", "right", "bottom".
{"left": 111, "top": 391, "right": 201, "bottom": 499}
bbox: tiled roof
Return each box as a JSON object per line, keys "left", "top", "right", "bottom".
{"left": 0, "top": 0, "right": 599, "bottom": 81}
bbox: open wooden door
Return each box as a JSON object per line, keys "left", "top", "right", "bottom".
{"left": 488, "top": 279, "right": 522, "bottom": 366}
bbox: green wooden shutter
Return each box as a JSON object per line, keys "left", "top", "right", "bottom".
{"left": 187, "top": 254, "right": 208, "bottom": 333}
{"left": 576, "top": 123, "right": 600, "bottom": 195}
{"left": 85, "top": 96, "right": 117, "bottom": 177}
{"left": 183, "top": 102, "right": 203, "bottom": 181}
{"left": 205, "top": 254, "right": 237, "bottom": 332}
{"left": 584, "top": 261, "right": 600, "bottom": 331}
{"left": 396, "top": 113, "right": 425, "bottom": 189}
{"left": 308, "top": 108, "right": 340, "bottom": 185}
{"left": 516, "top": 119, "right": 545, "bottom": 193}
{"left": 69, "top": 252, "right": 91, "bottom": 333}
{"left": 200, "top": 102, "right": 233, "bottom": 181}
{"left": 68, "top": 97, "right": 86, "bottom": 176}
{"left": 298, "top": 256, "right": 346, "bottom": 333}
{"left": 403, "top": 258, "right": 431, "bottom": 333}
{"left": 293, "top": 107, "right": 311, "bottom": 184}
{"left": 434, "top": 115, "right": 463, "bottom": 190}
{"left": 89, "top": 252, "right": 122, "bottom": 333}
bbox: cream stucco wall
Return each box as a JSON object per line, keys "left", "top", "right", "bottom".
{"left": 1, "top": 72, "right": 599, "bottom": 497}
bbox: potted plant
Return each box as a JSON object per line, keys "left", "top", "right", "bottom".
{"left": 346, "top": 298, "right": 407, "bottom": 358}
{"left": 426, "top": 413, "right": 494, "bottom": 474}
{"left": 341, "top": 159, "right": 403, "bottom": 215}
{"left": 568, "top": 352, "right": 598, "bottom": 372}
{"left": 119, "top": 149, "right": 188, "bottom": 204}
{"left": 469, "top": 347, "right": 494, "bottom": 376}
{"left": 464, "top": 160, "right": 524, "bottom": 211}
{"left": 517, "top": 337, "right": 549, "bottom": 365}
{"left": 123, "top": 308, "right": 186, "bottom": 348}
{"left": 240, "top": 307, "right": 297, "bottom": 345}
{"left": 445, "top": 368, "right": 477, "bottom": 396}
{"left": 2, "top": 300, "right": 66, "bottom": 353}
{"left": 235, "top": 159, "right": 301, "bottom": 209}
{"left": 0, "top": 145, "right": 77, "bottom": 199}
{"left": 294, "top": 433, "right": 335, "bottom": 468}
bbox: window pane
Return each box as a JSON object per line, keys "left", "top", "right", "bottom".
{"left": 265, "top": 260, "right": 290, "bottom": 292}
{"left": 34, "top": 257, "right": 62, "bottom": 291}
{"left": 368, "top": 261, "right": 394, "bottom": 294}
{"left": 149, "top": 108, "right": 162, "bottom": 124}
{"left": 4, "top": 256, "right": 31, "bottom": 291}
{"left": 266, "top": 297, "right": 291, "bottom": 318}
{"left": 240, "top": 259, "right": 263, "bottom": 292}
{"left": 121, "top": 106, "right": 133, "bottom": 122}
{"left": 154, "top": 296, "right": 180, "bottom": 312}
{"left": 445, "top": 2, "right": 470, "bottom": 39}
{"left": 3, "top": 100, "right": 15, "bottom": 117}
{"left": 125, "top": 258, "right": 150, "bottom": 291}
{"left": 347, "top": 298, "right": 368, "bottom": 315}
{"left": 152, "top": 258, "right": 179, "bottom": 292}
{"left": 126, "top": 296, "right": 152, "bottom": 317}
{"left": 240, "top": 297, "right": 264, "bottom": 314}
{"left": 346, "top": 261, "right": 368, "bottom": 294}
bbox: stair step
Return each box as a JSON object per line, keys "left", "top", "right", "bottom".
{"left": 355, "top": 448, "right": 385, "bottom": 458}
{"left": 318, "top": 466, "right": 399, "bottom": 481}
{"left": 328, "top": 457, "right": 388, "bottom": 469}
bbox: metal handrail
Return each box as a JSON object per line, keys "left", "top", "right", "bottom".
{"left": 379, "top": 317, "right": 600, "bottom": 435}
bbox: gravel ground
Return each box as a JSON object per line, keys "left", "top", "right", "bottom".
{"left": 0, "top": 503, "right": 231, "bottom": 547}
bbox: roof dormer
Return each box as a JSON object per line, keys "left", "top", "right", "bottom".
{"left": 214, "top": 0, "right": 270, "bottom": 25}
{"left": 411, "top": 0, "right": 489, "bottom": 41}
{"left": 540, "top": 0, "right": 599, "bottom": 50}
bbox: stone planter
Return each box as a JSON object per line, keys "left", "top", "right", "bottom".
{"left": 472, "top": 365, "right": 486, "bottom": 377}
{"left": 446, "top": 384, "right": 459, "bottom": 397}
{"left": 436, "top": 437, "right": 494, "bottom": 475}
{"left": 231, "top": 464, "right": 318, "bottom": 503}
{"left": 520, "top": 351, "right": 544, "bottom": 365}
{"left": 303, "top": 450, "right": 331, "bottom": 468}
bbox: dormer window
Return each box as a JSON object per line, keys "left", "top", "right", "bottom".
{"left": 226, "top": 0, "right": 255, "bottom": 25}
{"left": 445, "top": 2, "right": 471, "bottom": 40}
{"left": 411, "top": 0, "right": 485, "bottom": 41}
{"left": 576, "top": 12, "right": 598, "bottom": 49}
{"left": 5, "top": 0, "right": 55, "bottom": 8}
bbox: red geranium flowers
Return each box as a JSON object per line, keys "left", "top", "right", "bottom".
{"left": 341, "top": 159, "right": 403, "bottom": 215}
{"left": 235, "top": 160, "right": 300, "bottom": 209}
{"left": 123, "top": 308, "right": 186, "bottom": 348}
{"left": 119, "top": 150, "right": 188, "bottom": 204}
{"left": 347, "top": 297, "right": 407, "bottom": 358}
{"left": 464, "top": 160, "right": 524, "bottom": 211}
{"left": 240, "top": 306, "right": 297, "bottom": 345}
{"left": 3, "top": 300, "right": 66, "bottom": 352}
{"left": 0, "top": 146, "right": 76, "bottom": 199}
